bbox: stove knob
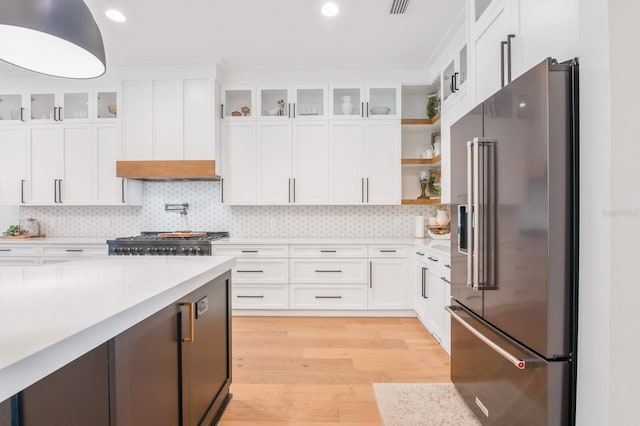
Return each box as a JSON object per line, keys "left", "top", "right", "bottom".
{"left": 124, "top": 248, "right": 131, "bottom": 255}
{"left": 196, "top": 247, "right": 203, "bottom": 255}
{"left": 170, "top": 247, "right": 177, "bottom": 255}
{"left": 181, "top": 247, "right": 188, "bottom": 255}
{"left": 113, "top": 247, "right": 121, "bottom": 255}
{"left": 137, "top": 248, "right": 144, "bottom": 255}
{"left": 189, "top": 247, "right": 197, "bottom": 255}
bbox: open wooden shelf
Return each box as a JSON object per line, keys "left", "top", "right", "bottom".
{"left": 401, "top": 112, "right": 440, "bottom": 126}
{"left": 401, "top": 155, "right": 441, "bottom": 165}
{"left": 401, "top": 198, "right": 442, "bottom": 205}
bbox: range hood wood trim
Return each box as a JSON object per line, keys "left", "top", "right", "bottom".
{"left": 116, "top": 160, "right": 220, "bottom": 181}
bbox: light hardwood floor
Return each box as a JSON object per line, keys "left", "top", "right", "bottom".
{"left": 219, "top": 316, "right": 451, "bottom": 425}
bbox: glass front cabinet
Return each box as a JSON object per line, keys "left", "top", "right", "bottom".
{"left": 0, "top": 89, "right": 118, "bottom": 124}
{"left": 257, "top": 86, "right": 328, "bottom": 120}
{"left": 330, "top": 84, "right": 401, "bottom": 119}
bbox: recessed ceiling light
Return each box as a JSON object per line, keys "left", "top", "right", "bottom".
{"left": 105, "top": 9, "right": 127, "bottom": 23}
{"left": 321, "top": 2, "right": 339, "bottom": 17}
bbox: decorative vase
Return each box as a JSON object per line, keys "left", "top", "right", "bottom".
{"left": 20, "top": 217, "right": 40, "bottom": 236}
{"left": 433, "top": 141, "right": 441, "bottom": 156}
{"left": 435, "top": 209, "right": 450, "bottom": 226}
{"left": 341, "top": 96, "right": 353, "bottom": 115}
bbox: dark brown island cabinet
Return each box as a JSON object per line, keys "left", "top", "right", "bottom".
{"left": 0, "top": 272, "right": 232, "bottom": 426}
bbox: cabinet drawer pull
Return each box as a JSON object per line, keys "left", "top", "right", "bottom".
{"left": 241, "top": 250, "right": 259, "bottom": 253}
{"left": 0, "top": 249, "right": 11, "bottom": 252}
{"left": 445, "top": 264, "right": 451, "bottom": 269}
{"left": 427, "top": 256, "right": 439, "bottom": 262}
{"left": 180, "top": 302, "right": 195, "bottom": 343}
{"left": 220, "top": 104, "right": 224, "bottom": 119}
{"left": 236, "top": 270, "right": 264, "bottom": 273}
{"left": 441, "top": 277, "right": 451, "bottom": 284}
{"left": 65, "top": 249, "right": 83, "bottom": 252}
{"left": 320, "top": 250, "right": 337, "bottom": 253}
{"left": 315, "top": 296, "right": 342, "bottom": 299}
{"left": 237, "top": 295, "right": 264, "bottom": 299}
{"left": 416, "top": 252, "right": 425, "bottom": 256}
{"left": 380, "top": 250, "right": 396, "bottom": 253}
{"left": 20, "top": 107, "right": 25, "bottom": 122}
{"left": 315, "top": 270, "right": 342, "bottom": 273}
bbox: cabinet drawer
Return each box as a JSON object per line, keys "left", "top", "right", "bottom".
{"left": 232, "top": 284, "right": 289, "bottom": 309}
{"left": 38, "top": 245, "right": 107, "bottom": 257}
{"left": 289, "top": 245, "right": 367, "bottom": 258}
{"left": 212, "top": 245, "right": 289, "bottom": 258}
{"left": 0, "top": 257, "right": 39, "bottom": 266}
{"left": 0, "top": 244, "right": 38, "bottom": 257}
{"left": 232, "top": 259, "right": 288, "bottom": 284}
{"left": 290, "top": 259, "right": 367, "bottom": 284}
{"left": 367, "top": 245, "right": 410, "bottom": 258}
{"left": 290, "top": 284, "right": 367, "bottom": 310}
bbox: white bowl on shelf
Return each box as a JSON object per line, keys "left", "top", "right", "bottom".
{"left": 428, "top": 228, "right": 451, "bottom": 240}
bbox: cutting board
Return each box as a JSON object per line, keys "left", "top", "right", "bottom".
{"left": 0, "top": 234, "right": 45, "bottom": 239}
{"left": 157, "top": 232, "right": 206, "bottom": 238}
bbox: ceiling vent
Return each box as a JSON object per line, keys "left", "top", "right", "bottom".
{"left": 390, "top": 0, "right": 410, "bottom": 14}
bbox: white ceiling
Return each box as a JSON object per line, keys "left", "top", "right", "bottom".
{"left": 80, "top": 0, "right": 464, "bottom": 70}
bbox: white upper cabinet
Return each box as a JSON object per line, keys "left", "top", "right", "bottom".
{"left": 468, "top": 0, "right": 577, "bottom": 104}
{"left": 29, "top": 127, "right": 64, "bottom": 205}
{"left": 329, "top": 84, "right": 401, "bottom": 120}
{"left": 121, "top": 78, "right": 215, "bottom": 160}
{"left": 61, "top": 126, "right": 95, "bottom": 204}
{"left": 0, "top": 91, "right": 28, "bottom": 124}
{"left": 257, "top": 121, "right": 293, "bottom": 204}
{"left": 329, "top": 120, "right": 400, "bottom": 205}
{"left": 221, "top": 121, "right": 257, "bottom": 205}
{"left": 256, "top": 86, "right": 328, "bottom": 121}
{"left": 0, "top": 88, "right": 117, "bottom": 125}
{"left": 292, "top": 121, "right": 329, "bottom": 204}
{"left": 221, "top": 86, "right": 255, "bottom": 121}
{"left": 0, "top": 128, "right": 29, "bottom": 204}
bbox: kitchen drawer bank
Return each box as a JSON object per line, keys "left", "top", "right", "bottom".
{"left": 0, "top": 238, "right": 108, "bottom": 266}
{"left": 211, "top": 238, "right": 415, "bottom": 316}
{"left": 0, "top": 256, "right": 236, "bottom": 424}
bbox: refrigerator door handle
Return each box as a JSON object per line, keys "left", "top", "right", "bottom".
{"left": 466, "top": 141, "right": 474, "bottom": 288}
{"left": 471, "top": 137, "right": 497, "bottom": 290}
{"left": 446, "top": 306, "right": 527, "bottom": 370}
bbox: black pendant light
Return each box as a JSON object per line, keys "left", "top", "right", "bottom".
{"left": 0, "top": 0, "right": 106, "bottom": 79}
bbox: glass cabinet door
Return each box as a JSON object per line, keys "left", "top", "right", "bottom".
{"left": 459, "top": 45, "right": 468, "bottom": 86}
{"left": 258, "top": 88, "right": 289, "bottom": 119}
{"left": 295, "top": 88, "right": 326, "bottom": 119}
{"left": 30, "top": 93, "right": 55, "bottom": 121}
{"left": 63, "top": 92, "right": 89, "bottom": 120}
{"left": 223, "top": 88, "right": 254, "bottom": 120}
{"left": 97, "top": 91, "right": 118, "bottom": 120}
{"left": 330, "top": 85, "right": 363, "bottom": 118}
{"left": 0, "top": 93, "right": 25, "bottom": 122}
{"left": 367, "top": 86, "right": 400, "bottom": 119}
{"left": 442, "top": 61, "right": 455, "bottom": 102}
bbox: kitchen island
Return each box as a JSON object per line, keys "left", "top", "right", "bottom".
{"left": 0, "top": 256, "right": 235, "bottom": 425}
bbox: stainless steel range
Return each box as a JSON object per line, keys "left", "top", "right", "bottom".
{"left": 107, "top": 232, "right": 229, "bottom": 256}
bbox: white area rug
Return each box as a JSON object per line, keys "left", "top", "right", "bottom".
{"left": 373, "top": 383, "right": 482, "bottom": 426}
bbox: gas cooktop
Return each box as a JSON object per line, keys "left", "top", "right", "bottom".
{"left": 107, "top": 232, "right": 229, "bottom": 256}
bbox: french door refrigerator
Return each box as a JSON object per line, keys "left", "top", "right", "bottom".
{"left": 448, "top": 58, "right": 578, "bottom": 425}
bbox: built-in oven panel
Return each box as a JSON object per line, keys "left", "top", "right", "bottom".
{"left": 449, "top": 304, "right": 569, "bottom": 426}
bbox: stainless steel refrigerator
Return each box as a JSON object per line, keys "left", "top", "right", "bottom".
{"left": 448, "top": 58, "right": 578, "bottom": 425}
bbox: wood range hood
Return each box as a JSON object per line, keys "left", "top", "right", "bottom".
{"left": 116, "top": 160, "right": 220, "bottom": 181}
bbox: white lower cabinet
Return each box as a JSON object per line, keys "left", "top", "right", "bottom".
{"left": 216, "top": 242, "right": 414, "bottom": 314}
{"left": 289, "top": 258, "right": 368, "bottom": 284}
{"left": 414, "top": 247, "right": 452, "bottom": 354}
{"left": 233, "top": 259, "right": 288, "bottom": 284}
{"left": 368, "top": 245, "right": 410, "bottom": 310}
{"left": 0, "top": 242, "right": 107, "bottom": 265}
{"left": 290, "top": 284, "right": 367, "bottom": 310}
{"left": 233, "top": 284, "right": 289, "bottom": 309}
{"left": 212, "top": 245, "right": 289, "bottom": 310}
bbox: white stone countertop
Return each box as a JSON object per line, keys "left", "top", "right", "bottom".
{"left": 0, "top": 256, "right": 235, "bottom": 403}
{"left": 0, "top": 237, "right": 110, "bottom": 245}
{"left": 212, "top": 237, "right": 423, "bottom": 245}
{"left": 414, "top": 239, "right": 451, "bottom": 258}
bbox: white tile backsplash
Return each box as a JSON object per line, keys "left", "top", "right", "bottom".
{"left": 20, "top": 182, "right": 439, "bottom": 238}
